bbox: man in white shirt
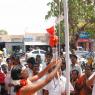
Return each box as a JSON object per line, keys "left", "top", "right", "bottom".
{"left": 43, "top": 69, "right": 74, "bottom": 95}
{"left": 5, "top": 58, "right": 15, "bottom": 95}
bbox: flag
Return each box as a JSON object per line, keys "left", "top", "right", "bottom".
{"left": 49, "top": 35, "right": 58, "bottom": 47}
{"left": 46, "top": 26, "right": 55, "bottom": 35}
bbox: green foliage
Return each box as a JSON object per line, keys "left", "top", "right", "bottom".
{"left": 45, "top": 0, "right": 95, "bottom": 42}
{"left": 0, "top": 29, "right": 8, "bottom": 35}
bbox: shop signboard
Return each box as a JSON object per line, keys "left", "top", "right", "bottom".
{"left": 79, "top": 32, "right": 90, "bottom": 39}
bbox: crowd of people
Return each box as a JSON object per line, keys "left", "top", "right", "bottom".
{"left": 0, "top": 49, "right": 95, "bottom": 95}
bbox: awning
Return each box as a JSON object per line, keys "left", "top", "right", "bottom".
{"left": 77, "top": 38, "right": 91, "bottom": 42}
{"left": 24, "top": 42, "right": 48, "bottom": 45}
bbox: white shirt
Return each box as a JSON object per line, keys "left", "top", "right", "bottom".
{"left": 5, "top": 71, "right": 11, "bottom": 94}
{"left": 5, "top": 70, "right": 16, "bottom": 95}
{"left": 44, "top": 75, "right": 66, "bottom": 95}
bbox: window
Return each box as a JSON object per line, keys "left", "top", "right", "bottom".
{"left": 32, "top": 50, "right": 39, "bottom": 54}
{"left": 40, "top": 50, "right": 46, "bottom": 54}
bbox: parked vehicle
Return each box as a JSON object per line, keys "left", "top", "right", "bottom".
{"left": 26, "top": 49, "right": 46, "bottom": 61}
{"left": 75, "top": 50, "right": 89, "bottom": 57}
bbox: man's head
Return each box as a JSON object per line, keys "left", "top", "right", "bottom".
{"left": 36, "top": 55, "right": 41, "bottom": 64}
{"left": 61, "top": 61, "right": 66, "bottom": 71}
{"left": 6, "top": 58, "right": 13, "bottom": 69}
{"left": 11, "top": 64, "right": 28, "bottom": 80}
{"left": 84, "top": 64, "right": 93, "bottom": 77}
{"left": 33, "top": 63, "right": 40, "bottom": 75}
{"left": 1, "top": 64, "right": 8, "bottom": 74}
{"left": 10, "top": 55, "right": 20, "bottom": 65}
{"left": 45, "top": 52, "right": 53, "bottom": 65}
{"left": 71, "top": 69, "right": 79, "bottom": 81}
{"left": 26, "top": 57, "right": 35, "bottom": 69}
{"left": 70, "top": 54, "right": 77, "bottom": 64}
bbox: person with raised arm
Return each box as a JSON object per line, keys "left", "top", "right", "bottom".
{"left": 11, "top": 58, "right": 62, "bottom": 95}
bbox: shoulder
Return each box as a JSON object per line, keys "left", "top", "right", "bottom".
{"left": 75, "top": 64, "right": 81, "bottom": 67}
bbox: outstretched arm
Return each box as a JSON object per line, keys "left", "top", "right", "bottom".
{"left": 20, "top": 59, "right": 62, "bottom": 95}
{"left": 11, "top": 60, "right": 58, "bottom": 87}
{"left": 29, "top": 59, "right": 57, "bottom": 82}
{"left": 86, "top": 72, "right": 95, "bottom": 86}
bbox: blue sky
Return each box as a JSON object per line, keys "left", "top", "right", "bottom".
{"left": 0, "top": 0, "right": 55, "bottom": 35}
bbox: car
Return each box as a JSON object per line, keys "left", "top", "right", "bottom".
{"left": 75, "top": 50, "right": 89, "bottom": 58}
{"left": 82, "top": 51, "right": 95, "bottom": 59}
{"left": 26, "top": 49, "right": 46, "bottom": 61}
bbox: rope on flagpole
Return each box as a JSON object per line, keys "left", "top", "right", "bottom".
{"left": 52, "top": 0, "right": 58, "bottom": 60}
{"left": 58, "top": 0, "right": 61, "bottom": 57}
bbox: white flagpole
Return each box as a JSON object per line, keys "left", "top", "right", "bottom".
{"left": 63, "top": 0, "right": 70, "bottom": 95}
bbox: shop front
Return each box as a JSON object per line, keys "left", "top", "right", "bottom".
{"left": 77, "top": 32, "right": 92, "bottom": 51}
{"left": 77, "top": 38, "right": 92, "bottom": 51}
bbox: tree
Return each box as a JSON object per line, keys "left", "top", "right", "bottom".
{"left": 0, "top": 29, "right": 8, "bottom": 35}
{"left": 45, "top": 0, "right": 95, "bottom": 49}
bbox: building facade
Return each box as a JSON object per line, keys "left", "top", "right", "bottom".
{"left": 0, "top": 32, "right": 49, "bottom": 53}
{"left": 24, "top": 32, "right": 49, "bottom": 51}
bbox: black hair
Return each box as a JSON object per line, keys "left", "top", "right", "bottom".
{"left": 70, "top": 54, "right": 77, "bottom": 59}
{"left": 11, "top": 64, "right": 24, "bottom": 93}
{"left": 71, "top": 69, "right": 79, "bottom": 76}
{"left": 36, "top": 55, "right": 41, "bottom": 58}
{"left": 59, "top": 51, "right": 63, "bottom": 56}
{"left": 6, "top": 58, "right": 11, "bottom": 63}
{"left": 26, "top": 57, "right": 36, "bottom": 66}
{"left": 1, "top": 64, "right": 8, "bottom": 74}
{"left": 85, "top": 64, "right": 93, "bottom": 70}
{"left": 10, "top": 54, "right": 20, "bottom": 60}
{"left": 11, "top": 64, "right": 22, "bottom": 80}
{"left": 45, "top": 51, "right": 53, "bottom": 57}
{"left": 10, "top": 54, "right": 20, "bottom": 65}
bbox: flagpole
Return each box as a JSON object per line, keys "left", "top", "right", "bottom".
{"left": 63, "top": 0, "right": 70, "bottom": 95}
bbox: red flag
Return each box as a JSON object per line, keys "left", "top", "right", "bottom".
{"left": 49, "top": 35, "right": 58, "bottom": 47}
{"left": 46, "top": 26, "right": 55, "bottom": 35}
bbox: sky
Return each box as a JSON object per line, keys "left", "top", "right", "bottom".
{"left": 0, "top": 0, "right": 55, "bottom": 35}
